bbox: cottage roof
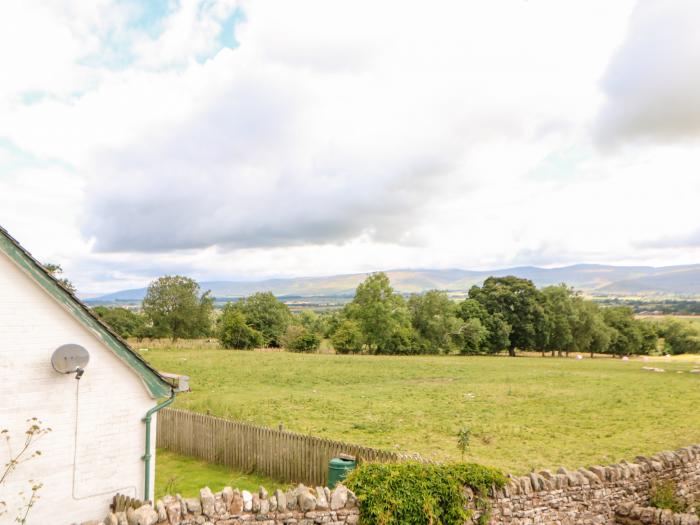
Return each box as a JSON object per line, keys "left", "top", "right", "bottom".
{"left": 0, "top": 226, "right": 171, "bottom": 398}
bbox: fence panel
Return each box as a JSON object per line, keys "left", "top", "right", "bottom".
{"left": 156, "top": 408, "right": 429, "bottom": 486}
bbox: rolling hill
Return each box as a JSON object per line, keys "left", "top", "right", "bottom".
{"left": 87, "top": 263, "right": 700, "bottom": 304}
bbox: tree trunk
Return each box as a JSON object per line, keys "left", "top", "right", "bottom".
{"left": 508, "top": 347, "right": 516, "bottom": 357}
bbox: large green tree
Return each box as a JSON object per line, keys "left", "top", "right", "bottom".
{"left": 469, "top": 276, "right": 545, "bottom": 356}
{"left": 344, "top": 273, "right": 416, "bottom": 355}
{"left": 237, "top": 292, "right": 291, "bottom": 347}
{"left": 142, "top": 275, "right": 213, "bottom": 340}
{"left": 659, "top": 318, "right": 700, "bottom": 354}
{"left": 456, "top": 299, "right": 511, "bottom": 354}
{"left": 570, "top": 298, "right": 613, "bottom": 357}
{"left": 408, "top": 290, "right": 462, "bottom": 354}
{"left": 602, "top": 306, "right": 644, "bottom": 356}
{"left": 541, "top": 285, "right": 577, "bottom": 357}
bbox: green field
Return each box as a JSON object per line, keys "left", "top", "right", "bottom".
{"left": 155, "top": 449, "right": 282, "bottom": 498}
{"left": 143, "top": 345, "right": 700, "bottom": 475}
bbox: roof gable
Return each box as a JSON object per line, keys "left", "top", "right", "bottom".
{"left": 0, "top": 227, "right": 171, "bottom": 399}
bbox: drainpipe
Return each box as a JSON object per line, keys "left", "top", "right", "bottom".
{"left": 143, "top": 389, "right": 176, "bottom": 503}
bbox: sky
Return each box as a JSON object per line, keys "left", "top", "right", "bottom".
{"left": 1, "top": 0, "right": 700, "bottom": 295}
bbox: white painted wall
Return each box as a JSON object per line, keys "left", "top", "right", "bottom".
{"left": 0, "top": 252, "right": 157, "bottom": 524}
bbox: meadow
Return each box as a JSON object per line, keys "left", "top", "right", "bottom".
{"left": 142, "top": 342, "right": 700, "bottom": 475}
{"left": 155, "top": 449, "right": 281, "bottom": 498}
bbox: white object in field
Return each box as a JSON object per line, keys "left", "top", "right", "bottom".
{"left": 622, "top": 356, "right": 629, "bottom": 361}
{"left": 642, "top": 356, "right": 650, "bottom": 362}
{"left": 576, "top": 354, "right": 583, "bottom": 360}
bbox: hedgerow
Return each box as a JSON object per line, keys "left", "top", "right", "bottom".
{"left": 345, "top": 462, "right": 506, "bottom": 525}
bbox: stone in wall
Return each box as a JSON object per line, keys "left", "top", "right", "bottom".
{"left": 82, "top": 484, "right": 359, "bottom": 525}
{"left": 615, "top": 502, "right": 699, "bottom": 525}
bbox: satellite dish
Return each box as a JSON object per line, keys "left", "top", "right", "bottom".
{"left": 51, "top": 344, "right": 90, "bottom": 378}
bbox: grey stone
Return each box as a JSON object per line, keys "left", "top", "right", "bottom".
{"left": 156, "top": 500, "right": 167, "bottom": 523}
{"left": 346, "top": 489, "right": 358, "bottom": 508}
{"left": 222, "top": 486, "right": 234, "bottom": 507}
{"left": 185, "top": 497, "right": 202, "bottom": 515}
{"left": 330, "top": 485, "right": 348, "bottom": 510}
{"left": 315, "top": 486, "right": 329, "bottom": 510}
{"left": 299, "top": 491, "right": 317, "bottom": 512}
{"left": 259, "top": 497, "right": 270, "bottom": 514}
{"left": 285, "top": 488, "right": 297, "bottom": 510}
{"left": 199, "top": 487, "right": 215, "bottom": 518}
{"left": 242, "top": 490, "right": 253, "bottom": 512}
{"left": 126, "top": 507, "right": 137, "bottom": 525}
{"left": 274, "top": 489, "right": 287, "bottom": 511}
{"left": 259, "top": 485, "right": 269, "bottom": 500}
{"left": 133, "top": 505, "right": 159, "bottom": 525}
{"left": 166, "top": 502, "right": 182, "bottom": 525}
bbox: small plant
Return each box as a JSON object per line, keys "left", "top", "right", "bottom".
{"left": 649, "top": 480, "right": 685, "bottom": 513}
{"left": 457, "top": 427, "right": 471, "bottom": 461}
{"left": 164, "top": 475, "right": 180, "bottom": 495}
{"left": 1, "top": 419, "right": 51, "bottom": 524}
{"left": 15, "top": 482, "right": 42, "bottom": 524}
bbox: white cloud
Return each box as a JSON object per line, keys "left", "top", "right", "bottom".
{"left": 4, "top": 0, "right": 700, "bottom": 293}
{"left": 595, "top": 0, "right": 700, "bottom": 146}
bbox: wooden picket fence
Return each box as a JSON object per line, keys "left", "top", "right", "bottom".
{"left": 156, "top": 408, "right": 429, "bottom": 486}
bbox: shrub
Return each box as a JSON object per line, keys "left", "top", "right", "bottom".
{"left": 649, "top": 480, "right": 685, "bottom": 513}
{"left": 331, "top": 320, "right": 364, "bottom": 354}
{"left": 218, "top": 304, "right": 265, "bottom": 349}
{"left": 345, "top": 462, "right": 506, "bottom": 525}
{"left": 281, "top": 325, "right": 321, "bottom": 353}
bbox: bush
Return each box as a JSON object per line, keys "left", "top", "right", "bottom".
{"left": 218, "top": 304, "right": 265, "bottom": 349}
{"left": 92, "top": 306, "right": 146, "bottom": 339}
{"left": 331, "top": 320, "right": 364, "bottom": 354}
{"left": 281, "top": 325, "right": 321, "bottom": 353}
{"left": 345, "top": 462, "right": 506, "bottom": 525}
{"left": 649, "top": 480, "right": 685, "bottom": 513}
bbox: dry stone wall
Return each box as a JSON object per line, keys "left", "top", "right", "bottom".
{"left": 79, "top": 483, "right": 358, "bottom": 525}
{"left": 477, "top": 444, "right": 700, "bottom": 524}
{"left": 79, "top": 444, "right": 700, "bottom": 525}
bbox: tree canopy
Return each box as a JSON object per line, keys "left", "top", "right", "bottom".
{"left": 142, "top": 275, "right": 213, "bottom": 340}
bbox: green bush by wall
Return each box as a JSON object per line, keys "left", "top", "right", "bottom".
{"left": 345, "top": 462, "right": 506, "bottom": 525}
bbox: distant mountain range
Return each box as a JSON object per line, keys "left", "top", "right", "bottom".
{"left": 86, "top": 264, "right": 700, "bottom": 304}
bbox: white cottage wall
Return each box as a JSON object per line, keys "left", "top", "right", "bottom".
{"left": 0, "top": 252, "right": 157, "bottom": 524}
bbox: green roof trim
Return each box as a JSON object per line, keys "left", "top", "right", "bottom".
{"left": 0, "top": 227, "right": 171, "bottom": 399}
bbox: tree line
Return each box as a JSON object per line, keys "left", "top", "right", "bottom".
{"left": 91, "top": 273, "right": 700, "bottom": 356}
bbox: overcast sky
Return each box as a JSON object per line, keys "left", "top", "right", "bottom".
{"left": 1, "top": 0, "right": 700, "bottom": 294}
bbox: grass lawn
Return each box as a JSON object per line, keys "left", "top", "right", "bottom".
{"left": 143, "top": 345, "right": 700, "bottom": 475}
{"left": 155, "top": 449, "right": 283, "bottom": 499}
